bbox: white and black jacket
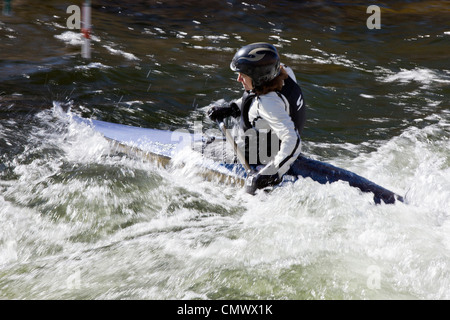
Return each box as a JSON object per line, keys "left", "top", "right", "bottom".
{"left": 234, "top": 65, "right": 305, "bottom": 178}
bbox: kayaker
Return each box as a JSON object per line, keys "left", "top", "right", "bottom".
{"left": 208, "top": 42, "right": 306, "bottom": 194}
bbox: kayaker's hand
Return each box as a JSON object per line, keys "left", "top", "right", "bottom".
{"left": 245, "top": 172, "right": 282, "bottom": 195}
{"left": 207, "top": 102, "right": 240, "bottom": 122}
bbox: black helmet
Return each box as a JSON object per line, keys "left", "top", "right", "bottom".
{"left": 230, "top": 42, "right": 281, "bottom": 87}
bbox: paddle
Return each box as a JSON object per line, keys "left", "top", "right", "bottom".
{"left": 216, "top": 120, "right": 254, "bottom": 175}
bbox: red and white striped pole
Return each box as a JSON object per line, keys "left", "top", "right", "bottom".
{"left": 81, "top": 0, "right": 91, "bottom": 59}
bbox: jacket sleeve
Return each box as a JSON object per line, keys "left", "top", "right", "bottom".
{"left": 255, "top": 94, "right": 302, "bottom": 177}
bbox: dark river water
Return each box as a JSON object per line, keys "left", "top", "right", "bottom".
{"left": 1, "top": 0, "right": 449, "bottom": 299}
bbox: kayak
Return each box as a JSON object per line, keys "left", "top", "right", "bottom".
{"left": 74, "top": 116, "right": 404, "bottom": 204}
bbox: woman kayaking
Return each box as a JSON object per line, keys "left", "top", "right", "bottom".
{"left": 208, "top": 42, "right": 306, "bottom": 194}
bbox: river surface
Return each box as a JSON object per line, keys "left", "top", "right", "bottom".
{"left": 1, "top": 0, "right": 449, "bottom": 299}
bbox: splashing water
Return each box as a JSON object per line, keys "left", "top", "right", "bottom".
{"left": 1, "top": 0, "right": 449, "bottom": 300}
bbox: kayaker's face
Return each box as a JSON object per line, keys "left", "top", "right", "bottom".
{"left": 237, "top": 73, "right": 253, "bottom": 91}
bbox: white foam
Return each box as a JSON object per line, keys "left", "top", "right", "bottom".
{"left": 2, "top": 102, "right": 449, "bottom": 299}
{"left": 75, "top": 62, "right": 112, "bottom": 70}
{"left": 285, "top": 50, "right": 368, "bottom": 71}
{"left": 54, "top": 31, "right": 84, "bottom": 46}
{"left": 103, "top": 45, "right": 140, "bottom": 61}
{"left": 380, "top": 67, "right": 450, "bottom": 86}
{"left": 54, "top": 31, "right": 100, "bottom": 46}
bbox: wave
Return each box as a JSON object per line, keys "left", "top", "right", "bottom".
{"left": 1, "top": 100, "right": 449, "bottom": 299}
